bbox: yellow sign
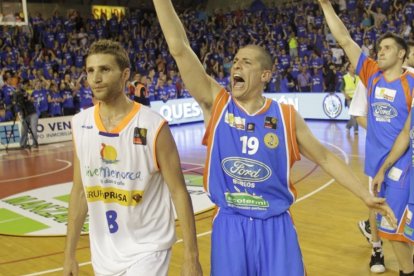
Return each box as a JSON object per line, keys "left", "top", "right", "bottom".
{"left": 85, "top": 186, "right": 144, "bottom": 206}
{"left": 92, "top": 5, "right": 126, "bottom": 21}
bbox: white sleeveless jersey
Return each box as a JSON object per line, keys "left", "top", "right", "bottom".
{"left": 72, "top": 102, "right": 175, "bottom": 275}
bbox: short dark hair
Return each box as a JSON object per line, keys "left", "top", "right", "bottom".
{"left": 377, "top": 32, "right": 408, "bottom": 60}
{"left": 241, "top": 45, "right": 273, "bottom": 70}
{"left": 88, "top": 39, "right": 130, "bottom": 71}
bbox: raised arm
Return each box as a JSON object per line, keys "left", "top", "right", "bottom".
{"left": 153, "top": 0, "right": 222, "bottom": 124}
{"left": 318, "top": 0, "right": 362, "bottom": 68}
{"left": 295, "top": 111, "right": 397, "bottom": 227}
{"left": 366, "top": 0, "right": 375, "bottom": 14}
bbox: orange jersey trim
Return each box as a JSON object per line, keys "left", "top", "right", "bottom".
{"left": 202, "top": 89, "right": 229, "bottom": 191}
{"left": 359, "top": 57, "right": 380, "bottom": 88}
{"left": 378, "top": 207, "right": 413, "bottom": 243}
{"left": 401, "top": 75, "right": 413, "bottom": 112}
{"left": 94, "top": 102, "right": 141, "bottom": 133}
{"left": 280, "top": 104, "right": 300, "bottom": 200}
{"left": 233, "top": 97, "right": 272, "bottom": 116}
{"left": 378, "top": 232, "right": 412, "bottom": 243}
{"left": 280, "top": 104, "right": 301, "bottom": 166}
{"left": 152, "top": 120, "right": 168, "bottom": 171}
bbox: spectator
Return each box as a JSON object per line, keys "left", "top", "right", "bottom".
{"left": 155, "top": 75, "right": 168, "bottom": 102}
{"left": 280, "top": 69, "right": 296, "bottom": 93}
{"left": 331, "top": 43, "right": 345, "bottom": 65}
{"left": 311, "top": 67, "right": 324, "bottom": 92}
{"left": 132, "top": 75, "right": 150, "bottom": 106}
{"left": 31, "top": 80, "right": 50, "bottom": 118}
{"left": 48, "top": 82, "right": 63, "bottom": 117}
{"left": 14, "top": 80, "right": 39, "bottom": 149}
{"left": 1, "top": 73, "right": 16, "bottom": 121}
{"left": 288, "top": 32, "right": 299, "bottom": 58}
{"left": 323, "top": 63, "right": 337, "bottom": 93}
{"left": 297, "top": 66, "right": 312, "bottom": 92}
{"left": 366, "top": 1, "right": 387, "bottom": 29}
{"left": 60, "top": 73, "right": 76, "bottom": 115}
{"left": 77, "top": 76, "right": 94, "bottom": 110}
{"left": 341, "top": 63, "right": 359, "bottom": 134}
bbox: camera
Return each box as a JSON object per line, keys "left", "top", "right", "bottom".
{"left": 12, "top": 80, "right": 36, "bottom": 117}
{"left": 13, "top": 89, "right": 26, "bottom": 106}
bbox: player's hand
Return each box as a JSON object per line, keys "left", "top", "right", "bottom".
{"left": 372, "top": 170, "right": 385, "bottom": 196}
{"left": 181, "top": 258, "right": 202, "bottom": 276}
{"left": 63, "top": 257, "right": 79, "bottom": 276}
{"left": 364, "top": 196, "right": 397, "bottom": 229}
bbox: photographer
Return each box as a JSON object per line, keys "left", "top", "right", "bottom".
{"left": 13, "top": 79, "right": 39, "bottom": 149}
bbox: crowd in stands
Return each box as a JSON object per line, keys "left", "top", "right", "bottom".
{"left": 1, "top": 0, "right": 414, "bottom": 122}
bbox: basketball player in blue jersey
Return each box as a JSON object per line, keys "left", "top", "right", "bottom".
{"left": 369, "top": 42, "right": 414, "bottom": 276}
{"left": 153, "top": 1, "right": 397, "bottom": 275}
{"left": 351, "top": 43, "right": 414, "bottom": 273}
{"left": 63, "top": 40, "right": 202, "bottom": 276}
{"left": 319, "top": 1, "right": 414, "bottom": 275}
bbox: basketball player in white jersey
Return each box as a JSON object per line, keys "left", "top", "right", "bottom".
{"left": 63, "top": 40, "right": 202, "bottom": 276}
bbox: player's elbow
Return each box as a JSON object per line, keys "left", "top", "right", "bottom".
{"left": 167, "top": 37, "right": 190, "bottom": 57}
{"left": 337, "top": 37, "right": 350, "bottom": 49}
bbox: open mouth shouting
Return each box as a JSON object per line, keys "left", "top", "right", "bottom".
{"left": 233, "top": 73, "right": 245, "bottom": 89}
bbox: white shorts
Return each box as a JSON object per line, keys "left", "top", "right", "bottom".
{"left": 95, "top": 249, "right": 171, "bottom": 276}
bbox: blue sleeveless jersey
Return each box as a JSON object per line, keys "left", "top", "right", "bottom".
{"left": 203, "top": 90, "right": 301, "bottom": 219}
{"left": 410, "top": 109, "right": 414, "bottom": 204}
{"left": 356, "top": 54, "right": 413, "bottom": 178}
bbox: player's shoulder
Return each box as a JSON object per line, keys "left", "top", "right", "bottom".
{"left": 72, "top": 105, "right": 94, "bottom": 124}
{"left": 137, "top": 103, "right": 166, "bottom": 125}
{"left": 401, "top": 67, "right": 414, "bottom": 83}
{"left": 404, "top": 66, "right": 414, "bottom": 75}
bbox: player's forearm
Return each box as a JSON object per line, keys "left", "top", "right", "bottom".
{"left": 319, "top": 149, "right": 371, "bottom": 202}
{"left": 355, "top": 116, "right": 367, "bottom": 129}
{"left": 378, "top": 127, "right": 410, "bottom": 175}
{"left": 64, "top": 186, "right": 88, "bottom": 257}
{"left": 171, "top": 186, "right": 199, "bottom": 259}
{"left": 153, "top": 0, "right": 190, "bottom": 56}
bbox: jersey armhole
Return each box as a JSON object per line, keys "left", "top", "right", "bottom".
{"left": 153, "top": 119, "right": 168, "bottom": 171}
{"left": 280, "top": 104, "right": 301, "bottom": 166}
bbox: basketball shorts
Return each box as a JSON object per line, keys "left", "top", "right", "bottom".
{"left": 403, "top": 174, "right": 414, "bottom": 241}
{"left": 94, "top": 249, "right": 171, "bottom": 276}
{"left": 211, "top": 209, "right": 305, "bottom": 276}
{"left": 377, "top": 176, "right": 410, "bottom": 242}
{"left": 403, "top": 204, "right": 414, "bottom": 242}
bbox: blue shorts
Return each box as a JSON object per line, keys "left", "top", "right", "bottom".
{"left": 403, "top": 204, "right": 414, "bottom": 242}
{"left": 211, "top": 209, "right": 305, "bottom": 276}
{"left": 403, "top": 173, "right": 414, "bottom": 242}
{"left": 377, "top": 178, "right": 410, "bottom": 241}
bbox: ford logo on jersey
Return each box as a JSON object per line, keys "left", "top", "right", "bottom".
{"left": 372, "top": 102, "right": 398, "bottom": 120}
{"left": 222, "top": 157, "right": 272, "bottom": 182}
